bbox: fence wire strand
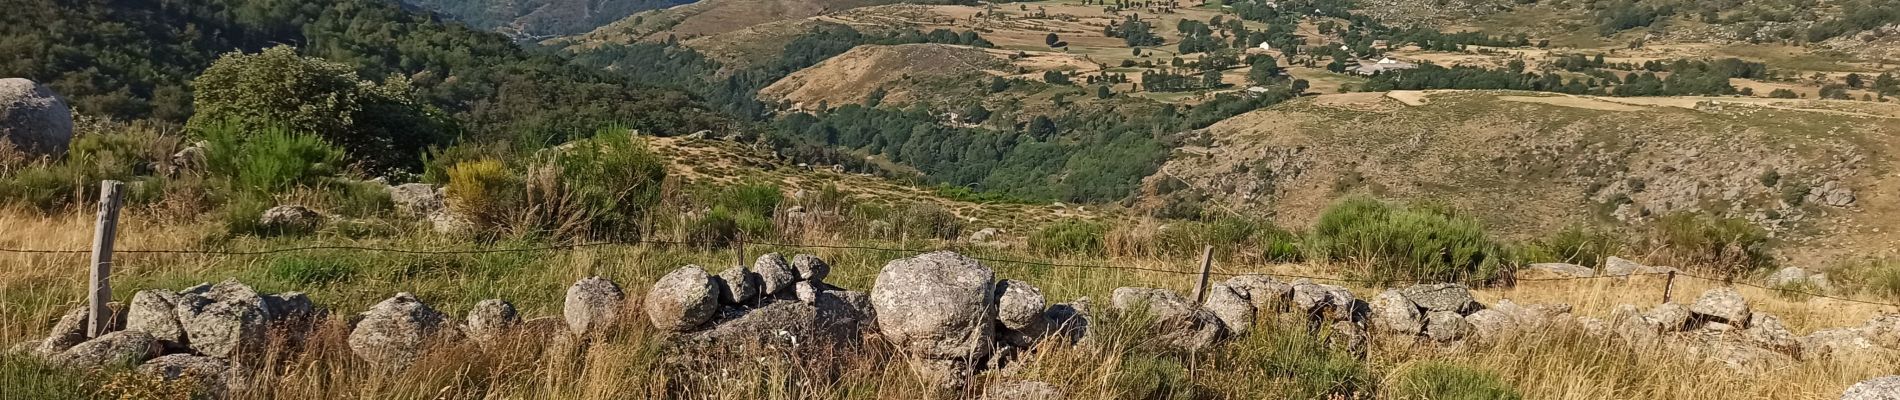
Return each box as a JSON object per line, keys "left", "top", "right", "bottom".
{"left": 2, "top": 239, "right": 1896, "bottom": 308}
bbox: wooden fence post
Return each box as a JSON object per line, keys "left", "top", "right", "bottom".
{"left": 1192, "top": 245, "right": 1214, "bottom": 304}
{"left": 88, "top": 180, "right": 124, "bottom": 338}
{"left": 1662, "top": 270, "right": 1677, "bottom": 304}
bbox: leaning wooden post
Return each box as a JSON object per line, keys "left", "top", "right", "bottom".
{"left": 1192, "top": 245, "right": 1214, "bottom": 303}
{"left": 88, "top": 180, "right": 124, "bottom": 338}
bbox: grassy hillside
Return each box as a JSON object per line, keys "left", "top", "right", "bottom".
{"left": 1142, "top": 90, "right": 1900, "bottom": 264}
{"left": 563, "top": 0, "right": 919, "bottom": 46}
{"left": 398, "top": 0, "right": 689, "bottom": 38}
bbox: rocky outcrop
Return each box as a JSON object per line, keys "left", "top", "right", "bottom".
{"left": 871, "top": 251, "right": 997, "bottom": 389}
{"left": 565, "top": 276, "right": 625, "bottom": 337}
{"left": 348, "top": 293, "right": 452, "bottom": 368}
{"left": 0, "top": 78, "right": 74, "bottom": 156}
{"left": 644, "top": 266, "right": 721, "bottom": 332}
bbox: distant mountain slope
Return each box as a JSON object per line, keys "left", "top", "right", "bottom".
{"left": 566, "top": 0, "right": 923, "bottom": 46}
{"left": 1143, "top": 90, "right": 1900, "bottom": 263}
{"left": 398, "top": 0, "right": 690, "bottom": 39}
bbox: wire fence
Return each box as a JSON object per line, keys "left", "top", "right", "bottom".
{"left": 1, "top": 237, "right": 1896, "bottom": 308}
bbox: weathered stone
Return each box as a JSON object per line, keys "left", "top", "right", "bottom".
{"left": 426, "top": 210, "right": 475, "bottom": 236}
{"left": 263, "top": 292, "right": 315, "bottom": 322}
{"left": 1110, "top": 287, "right": 1225, "bottom": 351}
{"left": 1291, "top": 283, "right": 1331, "bottom": 315}
{"left": 1328, "top": 321, "right": 1369, "bottom": 357}
{"left": 389, "top": 183, "right": 445, "bottom": 216}
{"left": 688, "top": 297, "right": 867, "bottom": 353}
{"left": 1370, "top": 290, "right": 1423, "bottom": 335}
{"left": 0, "top": 78, "right": 75, "bottom": 156}
{"left": 1400, "top": 283, "right": 1477, "bottom": 314}
{"left": 714, "top": 266, "right": 761, "bottom": 305}
{"left": 137, "top": 354, "right": 238, "bottom": 399}
{"left": 1223, "top": 275, "right": 1291, "bottom": 312}
{"left": 1690, "top": 287, "right": 1751, "bottom": 327}
{"left": 790, "top": 280, "right": 822, "bottom": 303}
{"left": 174, "top": 280, "right": 271, "bottom": 359}
{"left": 1862, "top": 314, "right": 1900, "bottom": 350}
{"left": 126, "top": 290, "right": 186, "bottom": 347}
{"left": 1765, "top": 267, "right": 1813, "bottom": 287}
{"left": 37, "top": 303, "right": 126, "bottom": 356}
{"left": 644, "top": 267, "right": 719, "bottom": 332}
{"left": 755, "top": 253, "right": 798, "bottom": 295}
{"left": 970, "top": 228, "right": 1001, "bottom": 243}
{"left": 565, "top": 276, "right": 626, "bottom": 337}
{"left": 465, "top": 299, "right": 519, "bottom": 346}
{"left": 870, "top": 251, "right": 997, "bottom": 389}
{"left": 52, "top": 330, "right": 161, "bottom": 368}
{"left": 1842, "top": 376, "right": 1900, "bottom": 400}
{"left": 257, "top": 205, "right": 323, "bottom": 233}
{"left": 792, "top": 254, "right": 830, "bottom": 282}
{"left": 1611, "top": 304, "right": 1662, "bottom": 344}
{"left": 1045, "top": 301, "right": 1090, "bottom": 345}
{"left": 983, "top": 380, "right": 1066, "bottom": 400}
{"left": 348, "top": 292, "right": 451, "bottom": 368}
{"left": 995, "top": 279, "right": 1048, "bottom": 333}
{"left": 1424, "top": 311, "right": 1471, "bottom": 342}
{"left": 1202, "top": 283, "right": 1256, "bottom": 336}
{"left": 1801, "top": 328, "right": 1887, "bottom": 360}
{"left": 1602, "top": 256, "right": 1674, "bottom": 277}
{"left": 1645, "top": 303, "right": 1693, "bottom": 332}
{"left": 1463, "top": 309, "right": 1517, "bottom": 340}
{"left": 1526, "top": 263, "right": 1595, "bottom": 278}
{"left": 1744, "top": 313, "right": 1799, "bottom": 354}
{"left": 1487, "top": 299, "right": 1569, "bottom": 329}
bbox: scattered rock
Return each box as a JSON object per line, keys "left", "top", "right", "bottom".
{"left": 174, "top": 280, "right": 272, "bottom": 359}
{"left": 1802, "top": 328, "right": 1886, "bottom": 360}
{"left": 970, "top": 228, "right": 1001, "bottom": 243}
{"left": 389, "top": 183, "right": 444, "bottom": 216}
{"left": 51, "top": 330, "right": 161, "bottom": 368}
{"left": 1808, "top": 181, "right": 1857, "bottom": 208}
{"left": 257, "top": 205, "right": 323, "bottom": 233}
{"left": 1462, "top": 309, "right": 1517, "bottom": 340}
{"left": 1399, "top": 283, "right": 1478, "bottom": 314}
{"left": 1202, "top": 283, "right": 1256, "bottom": 336}
{"left": 1527, "top": 263, "right": 1595, "bottom": 278}
{"left": 983, "top": 380, "right": 1065, "bottom": 400}
{"left": 715, "top": 266, "right": 761, "bottom": 305}
{"left": 1645, "top": 303, "right": 1692, "bottom": 332}
{"left": 995, "top": 279, "right": 1049, "bottom": 344}
{"left": 647, "top": 267, "right": 723, "bottom": 332}
{"left": 348, "top": 292, "right": 451, "bottom": 368}
{"left": 427, "top": 210, "right": 475, "bottom": 236}
{"left": 870, "top": 251, "right": 997, "bottom": 389}
{"left": 565, "top": 276, "right": 626, "bottom": 337}
{"left": 1424, "top": 311, "right": 1471, "bottom": 342}
{"left": 1690, "top": 287, "right": 1751, "bottom": 328}
{"left": 125, "top": 290, "right": 186, "bottom": 347}
{"left": 465, "top": 299, "right": 519, "bottom": 346}
{"left": 0, "top": 78, "right": 75, "bottom": 156}
{"left": 792, "top": 254, "right": 830, "bottom": 282}
{"left": 755, "top": 253, "right": 798, "bottom": 295}
{"left": 1370, "top": 290, "right": 1423, "bottom": 335}
{"left": 1602, "top": 256, "right": 1650, "bottom": 276}
{"left": 1843, "top": 376, "right": 1900, "bottom": 400}
{"left": 1744, "top": 313, "right": 1799, "bottom": 354}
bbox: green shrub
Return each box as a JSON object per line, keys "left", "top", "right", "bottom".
{"left": 546, "top": 129, "right": 669, "bottom": 237}
{"left": 0, "top": 126, "right": 173, "bottom": 211}
{"left": 1834, "top": 258, "right": 1900, "bottom": 300}
{"left": 1029, "top": 219, "right": 1108, "bottom": 256}
{"left": 1519, "top": 226, "right": 1623, "bottom": 267}
{"left": 1647, "top": 213, "right": 1771, "bottom": 277}
{"left": 188, "top": 46, "right": 448, "bottom": 172}
{"left": 1389, "top": 362, "right": 1522, "bottom": 400}
{"left": 202, "top": 121, "right": 346, "bottom": 196}
{"left": 1309, "top": 196, "right": 1504, "bottom": 285}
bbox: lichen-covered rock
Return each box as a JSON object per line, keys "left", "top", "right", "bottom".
{"left": 257, "top": 205, "right": 323, "bottom": 233}
{"left": 645, "top": 267, "right": 720, "bottom": 332}
{"left": 791, "top": 280, "right": 821, "bottom": 303}
{"left": 348, "top": 293, "right": 451, "bottom": 368}
{"left": 126, "top": 290, "right": 186, "bottom": 347}
{"left": 983, "top": 380, "right": 1066, "bottom": 400}
{"left": 1646, "top": 303, "right": 1692, "bottom": 332}
{"left": 1690, "top": 287, "right": 1751, "bottom": 327}
{"left": 0, "top": 78, "right": 75, "bottom": 156}
{"left": 36, "top": 303, "right": 126, "bottom": 356}
{"left": 1602, "top": 256, "right": 1648, "bottom": 276}
{"left": 1842, "top": 376, "right": 1900, "bottom": 400}
{"left": 1223, "top": 275, "right": 1292, "bottom": 312}
{"left": 1862, "top": 314, "right": 1900, "bottom": 350}
{"left": 389, "top": 183, "right": 444, "bottom": 216}
{"left": 565, "top": 276, "right": 626, "bottom": 337}
{"left": 137, "top": 354, "right": 238, "bottom": 399}
{"left": 870, "top": 252, "right": 997, "bottom": 363}
{"left": 174, "top": 280, "right": 271, "bottom": 359}
{"left": 1463, "top": 309, "right": 1517, "bottom": 340}
{"left": 1526, "top": 263, "right": 1595, "bottom": 278}
{"left": 1202, "top": 283, "right": 1256, "bottom": 336}
{"left": 714, "top": 266, "right": 761, "bottom": 305}
{"left": 792, "top": 254, "right": 830, "bottom": 282}
{"left": 1801, "top": 328, "right": 1885, "bottom": 360}
{"left": 995, "top": 280, "right": 1047, "bottom": 330}
{"left": 52, "top": 330, "right": 161, "bottom": 368}
{"left": 1045, "top": 301, "right": 1091, "bottom": 345}
{"left": 1424, "top": 311, "right": 1471, "bottom": 342}
{"left": 465, "top": 299, "right": 519, "bottom": 346}
{"left": 1745, "top": 313, "right": 1799, "bottom": 354}
{"left": 755, "top": 253, "right": 798, "bottom": 295}
{"left": 1111, "top": 287, "right": 1226, "bottom": 351}
{"left": 1371, "top": 290, "right": 1423, "bottom": 335}
{"left": 1399, "top": 283, "right": 1477, "bottom": 314}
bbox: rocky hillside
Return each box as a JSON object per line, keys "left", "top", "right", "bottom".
{"left": 564, "top": 0, "right": 907, "bottom": 46}
{"left": 1141, "top": 90, "right": 1900, "bottom": 263}
{"left": 758, "top": 43, "right": 1094, "bottom": 110}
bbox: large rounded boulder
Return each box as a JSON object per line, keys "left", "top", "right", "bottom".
{"left": 0, "top": 78, "right": 74, "bottom": 156}
{"left": 870, "top": 251, "right": 998, "bottom": 388}
{"left": 348, "top": 293, "right": 451, "bottom": 368}
{"left": 643, "top": 266, "right": 721, "bottom": 332}
{"left": 564, "top": 276, "right": 626, "bottom": 337}
{"left": 173, "top": 280, "right": 273, "bottom": 359}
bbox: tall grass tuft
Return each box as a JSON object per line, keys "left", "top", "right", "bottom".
{"left": 1388, "top": 361, "right": 1523, "bottom": 400}
{"left": 1645, "top": 212, "right": 1771, "bottom": 278}
{"left": 1029, "top": 219, "right": 1109, "bottom": 257}
{"left": 1518, "top": 226, "right": 1624, "bottom": 267}
{"left": 1309, "top": 196, "right": 1504, "bottom": 285}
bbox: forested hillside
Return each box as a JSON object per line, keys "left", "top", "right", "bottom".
{"left": 397, "top": 0, "right": 690, "bottom": 38}
{"left": 0, "top": 0, "right": 724, "bottom": 146}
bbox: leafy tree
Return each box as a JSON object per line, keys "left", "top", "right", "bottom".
{"left": 1248, "top": 56, "right": 1281, "bottom": 86}
{"left": 188, "top": 46, "right": 448, "bottom": 172}
{"left": 1847, "top": 73, "right": 1865, "bottom": 88}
